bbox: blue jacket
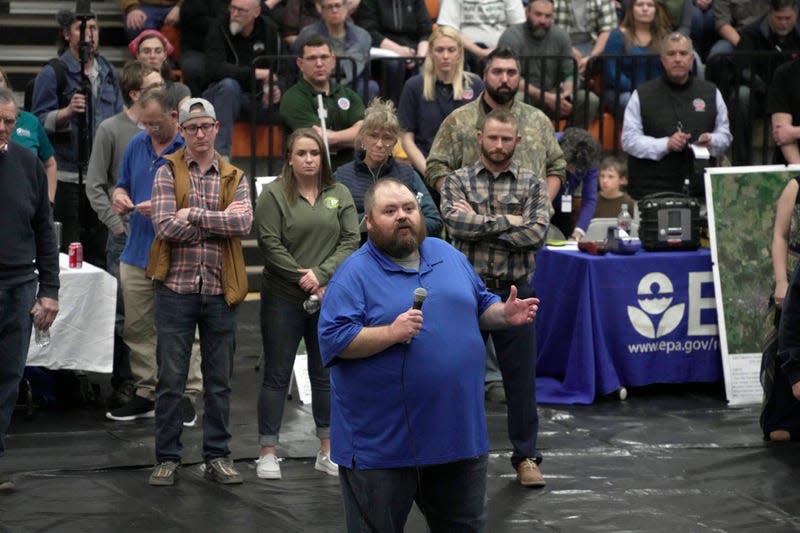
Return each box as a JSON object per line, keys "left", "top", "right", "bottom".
{"left": 335, "top": 152, "right": 443, "bottom": 237}
{"left": 31, "top": 50, "right": 123, "bottom": 174}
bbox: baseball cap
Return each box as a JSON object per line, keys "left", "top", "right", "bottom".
{"left": 56, "top": 9, "right": 95, "bottom": 29}
{"left": 178, "top": 98, "right": 216, "bottom": 125}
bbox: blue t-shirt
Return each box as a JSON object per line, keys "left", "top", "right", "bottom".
{"left": 397, "top": 73, "right": 484, "bottom": 157}
{"left": 318, "top": 238, "right": 499, "bottom": 469}
{"left": 117, "top": 130, "right": 185, "bottom": 269}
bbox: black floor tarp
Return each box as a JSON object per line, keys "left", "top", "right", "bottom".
{"left": 1, "top": 301, "right": 798, "bottom": 532}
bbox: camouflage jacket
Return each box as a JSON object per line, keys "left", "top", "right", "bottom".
{"left": 425, "top": 94, "right": 567, "bottom": 189}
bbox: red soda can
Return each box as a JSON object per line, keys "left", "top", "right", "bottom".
{"left": 68, "top": 242, "right": 83, "bottom": 268}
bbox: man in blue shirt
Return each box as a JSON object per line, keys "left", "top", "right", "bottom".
{"left": 107, "top": 89, "right": 200, "bottom": 426}
{"left": 318, "top": 177, "right": 539, "bottom": 532}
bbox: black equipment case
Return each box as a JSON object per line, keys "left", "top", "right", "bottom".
{"left": 638, "top": 192, "right": 702, "bottom": 251}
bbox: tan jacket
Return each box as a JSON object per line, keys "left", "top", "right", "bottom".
{"left": 145, "top": 148, "right": 248, "bottom": 306}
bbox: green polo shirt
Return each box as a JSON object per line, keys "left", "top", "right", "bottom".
{"left": 279, "top": 78, "right": 365, "bottom": 170}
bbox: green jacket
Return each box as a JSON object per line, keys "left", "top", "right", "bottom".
{"left": 255, "top": 178, "right": 360, "bottom": 303}
{"left": 425, "top": 95, "right": 566, "bottom": 189}
{"left": 279, "top": 78, "right": 366, "bottom": 170}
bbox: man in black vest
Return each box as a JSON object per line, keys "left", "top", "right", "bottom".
{"left": 621, "top": 32, "right": 732, "bottom": 201}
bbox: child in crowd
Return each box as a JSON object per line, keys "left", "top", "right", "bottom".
{"left": 594, "top": 156, "right": 636, "bottom": 218}
{"left": 552, "top": 127, "right": 602, "bottom": 241}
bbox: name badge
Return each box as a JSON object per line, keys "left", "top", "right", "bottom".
{"left": 561, "top": 194, "right": 572, "bottom": 213}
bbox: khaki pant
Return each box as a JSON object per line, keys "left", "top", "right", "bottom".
{"left": 120, "top": 263, "right": 202, "bottom": 402}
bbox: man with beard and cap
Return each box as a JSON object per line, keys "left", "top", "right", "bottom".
{"left": 425, "top": 47, "right": 566, "bottom": 201}
{"left": 497, "top": 0, "right": 600, "bottom": 126}
{"left": 202, "top": 0, "right": 283, "bottom": 157}
{"left": 318, "top": 177, "right": 540, "bottom": 531}
{"left": 440, "top": 108, "right": 550, "bottom": 488}
{"left": 621, "top": 32, "right": 731, "bottom": 201}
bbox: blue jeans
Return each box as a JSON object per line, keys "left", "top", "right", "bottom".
{"left": 483, "top": 284, "right": 541, "bottom": 468}
{"left": 0, "top": 280, "right": 37, "bottom": 457}
{"left": 258, "top": 290, "right": 330, "bottom": 446}
{"left": 340, "top": 455, "right": 488, "bottom": 532}
{"left": 154, "top": 286, "right": 238, "bottom": 463}
{"left": 202, "top": 78, "right": 280, "bottom": 157}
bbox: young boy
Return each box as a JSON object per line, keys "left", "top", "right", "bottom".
{"left": 594, "top": 156, "right": 636, "bottom": 219}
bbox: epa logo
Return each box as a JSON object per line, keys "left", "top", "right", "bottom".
{"left": 627, "top": 273, "right": 685, "bottom": 339}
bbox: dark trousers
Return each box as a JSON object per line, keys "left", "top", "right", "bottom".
{"left": 482, "top": 283, "right": 541, "bottom": 468}
{"left": 154, "top": 287, "right": 238, "bottom": 463}
{"left": 257, "top": 290, "right": 330, "bottom": 446}
{"left": 0, "top": 280, "right": 36, "bottom": 456}
{"left": 340, "top": 455, "right": 488, "bottom": 533}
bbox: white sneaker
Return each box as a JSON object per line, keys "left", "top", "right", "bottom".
{"left": 255, "top": 453, "right": 281, "bottom": 479}
{"left": 314, "top": 451, "right": 339, "bottom": 477}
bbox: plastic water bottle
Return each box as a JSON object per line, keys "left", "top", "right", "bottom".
{"left": 617, "top": 203, "right": 632, "bottom": 234}
{"left": 31, "top": 303, "right": 50, "bottom": 348}
{"left": 303, "top": 294, "right": 320, "bottom": 314}
{"left": 35, "top": 327, "right": 50, "bottom": 348}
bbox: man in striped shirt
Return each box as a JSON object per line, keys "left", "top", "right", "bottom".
{"left": 440, "top": 108, "right": 550, "bottom": 488}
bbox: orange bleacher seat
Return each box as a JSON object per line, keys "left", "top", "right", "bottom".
{"left": 425, "top": 0, "right": 439, "bottom": 20}
{"left": 587, "top": 112, "right": 619, "bottom": 152}
{"left": 231, "top": 121, "right": 284, "bottom": 158}
{"left": 159, "top": 24, "right": 181, "bottom": 62}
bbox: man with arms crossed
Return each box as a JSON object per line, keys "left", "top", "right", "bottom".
{"left": 441, "top": 109, "right": 550, "bottom": 488}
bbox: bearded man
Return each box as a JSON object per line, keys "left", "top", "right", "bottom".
{"left": 318, "top": 177, "right": 540, "bottom": 531}
{"left": 440, "top": 108, "right": 550, "bottom": 488}
{"left": 425, "top": 47, "right": 566, "bottom": 201}
{"left": 202, "top": 0, "right": 282, "bottom": 156}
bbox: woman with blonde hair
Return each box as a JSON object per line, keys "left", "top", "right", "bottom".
{"left": 398, "top": 26, "right": 483, "bottom": 179}
{"left": 336, "top": 98, "right": 442, "bottom": 240}
{"left": 254, "top": 127, "right": 359, "bottom": 480}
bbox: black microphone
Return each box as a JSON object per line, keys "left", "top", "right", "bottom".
{"left": 405, "top": 288, "right": 427, "bottom": 344}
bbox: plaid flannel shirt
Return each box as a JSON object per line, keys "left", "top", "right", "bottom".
{"left": 151, "top": 151, "right": 253, "bottom": 296}
{"left": 552, "top": 0, "right": 618, "bottom": 41}
{"left": 441, "top": 159, "right": 550, "bottom": 282}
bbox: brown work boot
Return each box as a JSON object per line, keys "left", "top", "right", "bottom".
{"left": 516, "top": 458, "right": 545, "bottom": 487}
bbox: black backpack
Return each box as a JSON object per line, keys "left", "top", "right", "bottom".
{"left": 24, "top": 58, "right": 68, "bottom": 112}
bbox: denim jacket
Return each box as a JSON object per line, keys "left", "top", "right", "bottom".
{"left": 31, "top": 50, "right": 123, "bottom": 176}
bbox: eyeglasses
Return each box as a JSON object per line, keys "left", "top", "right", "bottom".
{"left": 303, "top": 54, "right": 332, "bottom": 63}
{"left": 321, "top": 2, "right": 345, "bottom": 10}
{"left": 229, "top": 5, "right": 251, "bottom": 14}
{"left": 366, "top": 132, "right": 396, "bottom": 145}
{"left": 182, "top": 123, "right": 215, "bottom": 135}
{"left": 141, "top": 121, "right": 164, "bottom": 132}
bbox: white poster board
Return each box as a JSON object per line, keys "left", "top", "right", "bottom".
{"left": 705, "top": 165, "right": 800, "bottom": 405}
